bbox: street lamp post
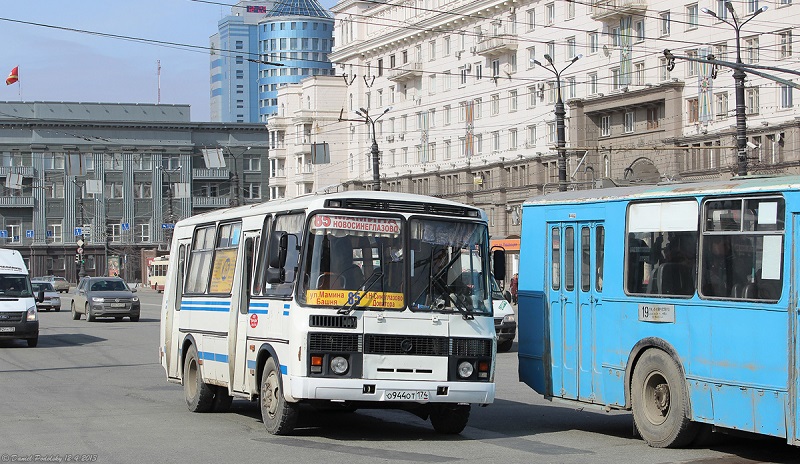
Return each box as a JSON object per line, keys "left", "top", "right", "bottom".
{"left": 533, "top": 54, "right": 581, "bottom": 192}
{"left": 225, "top": 146, "right": 250, "bottom": 207}
{"left": 355, "top": 107, "right": 391, "bottom": 191}
{"left": 157, "top": 165, "right": 180, "bottom": 248}
{"left": 78, "top": 184, "right": 86, "bottom": 279}
{"left": 701, "top": 2, "right": 767, "bottom": 176}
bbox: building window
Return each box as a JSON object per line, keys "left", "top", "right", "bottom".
{"left": 746, "top": 87, "right": 760, "bottom": 114}
{"left": 779, "top": 30, "right": 793, "bottom": 59}
{"left": 744, "top": 36, "right": 759, "bottom": 64}
{"left": 780, "top": 84, "right": 793, "bottom": 109}
{"left": 509, "top": 90, "right": 518, "bottom": 112}
{"left": 566, "top": 0, "right": 575, "bottom": 19}
{"left": 686, "top": 50, "right": 698, "bottom": 77}
{"left": 611, "top": 68, "right": 621, "bottom": 90}
{"left": 715, "top": 92, "right": 729, "bottom": 119}
{"left": 686, "top": 4, "right": 698, "bottom": 30}
{"left": 624, "top": 111, "right": 635, "bottom": 133}
{"left": 547, "top": 122, "right": 556, "bottom": 143}
{"left": 492, "top": 131, "right": 500, "bottom": 152}
{"left": 133, "top": 182, "right": 152, "bottom": 199}
{"left": 527, "top": 125, "right": 537, "bottom": 146}
{"left": 634, "top": 62, "right": 645, "bottom": 86}
{"left": 545, "top": 3, "right": 555, "bottom": 25}
{"left": 588, "top": 73, "right": 597, "bottom": 95}
{"left": 588, "top": 32, "right": 599, "bottom": 54}
{"left": 509, "top": 129, "right": 518, "bottom": 149}
{"left": 105, "top": 182, "right": 123, "bottom": 199}
{"left": 491, "top": 94, "right": 500, "bottom": 115}
{"left": 244, "top": 183, "right": 262, "bottom": 199}
{"left": 659, "top": 11, "right": 671, "bottom": 36}
{"left": 634, "top": 19, "right": 645, "bottom": 42}
{"left": 647, "top": 107, "right": 660, "bottom": 129}
{"left": 566, "top": 37, "right": 576, "bottom": 59}
{"left": 659, "top": 58, "right": 671, "bottom": 81}
{"left": 46, "top": 220, "right": 62, "bottom": 244}
{"left": 687, "top": 98, "right": 699, "bottom": 123}
{"left": 527, "top": 9, "right": 536, "bottom": 31}
{"left": 600, "top": 115, "right": 611, "bottom": 137}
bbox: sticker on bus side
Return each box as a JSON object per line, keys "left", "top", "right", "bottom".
{"left": 638, "top": 303, "right": 675, "bottom": 323}
{"left": 306, "top": 290, "right": 405, "bottom": 309}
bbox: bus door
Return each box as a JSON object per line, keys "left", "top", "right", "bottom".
{"left": 165, "top": 239, "right": 190, "bottom": 379}
{"left": 549, "top": 221, "right": 604, "bottom": 401}
{"left": 794, "top": 214, "right": 800, "bottom": 443}
{"left": 230, "top": 232, "right": 257, "bottom": 393}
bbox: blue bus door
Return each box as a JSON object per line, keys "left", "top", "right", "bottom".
{"left": 794, "top": 214, "right": 800, "bottom": 444}
{"left": 549, "top": 222, "right": 604, "bottom": 401}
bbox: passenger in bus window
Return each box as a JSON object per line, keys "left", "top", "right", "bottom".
{"left": 702, "top": 236, "right": 732, "bottom": 297}
{"left": 329, "top": 238, "right": 364, "bottom": 290}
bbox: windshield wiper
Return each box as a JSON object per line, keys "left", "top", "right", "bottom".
{"left": 337, "top": 270, "right": 384, "bottom": 315}
{"left": 411, "top": 256, "right": 475, "bottom": 320}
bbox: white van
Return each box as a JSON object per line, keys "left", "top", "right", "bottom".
{"left": 0, "top": 249, "right": 39, "bottom": 347}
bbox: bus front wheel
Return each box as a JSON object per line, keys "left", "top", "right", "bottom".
{"left": 631, "top": 349, "right": 698, "bottom": 448}
{"left": 260, "top": 358, "right": 298, "bottom": 435}
{"left": 430, "top": 404, "right": 470, "bottom": 434}
{"left": 183, "top": 344, "right": 214, "bottom": 413}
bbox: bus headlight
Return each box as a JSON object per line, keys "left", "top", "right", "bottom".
{"left": 330, "top": 356, "right": 349, "bottom": 375}
{"left": 457, "top": 361, "right": 474, "bottom": 379}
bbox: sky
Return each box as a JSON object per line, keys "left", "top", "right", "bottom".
{"left": 0, "top": 0, "right": 336, "bottom": 122}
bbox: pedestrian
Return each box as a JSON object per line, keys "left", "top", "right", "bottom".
{"left": 510, "top": 273, "right": 519, "bottom": 304}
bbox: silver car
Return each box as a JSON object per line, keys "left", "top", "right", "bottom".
{"left": 34, "top": 276, "right": 71, "bottom": 293}
{"left": 31, "top": 281, "right": 62, "bottom": 312}
{"left": 71, "top": 277, "right": 140, "bottom": 322}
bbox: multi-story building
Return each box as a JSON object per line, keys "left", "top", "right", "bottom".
{"left": 0, "top": 101, "right": 268, "bottom": 282}
{"left": 210, "top": 0, "right": 336, "bottom": 123}
{"left": 267, "top": 0, "right": 799, "bottom": 274}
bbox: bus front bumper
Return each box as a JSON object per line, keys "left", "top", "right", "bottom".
{"left": 287, "top": 376, "right": 495, "bottom": 404}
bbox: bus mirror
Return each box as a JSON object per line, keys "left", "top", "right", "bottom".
{"left": 268, "top": 231, "right": 288, "bottom": 269}
{"left": 265, "top": 267, "right": 285, "bottom": 284}
{"left": 493, "top": 249, "right": 506, "bottom": 282}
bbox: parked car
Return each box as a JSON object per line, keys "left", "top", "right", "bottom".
{"left": 30, "top": 281, "right": 61, "bottom": 312}
{"left": 491, "top": 276, "right": 517, "bottom": 352}
{"left": 33, "top": 275, "right": 71, "bottom": 293}
{"left": 71, "top": 277, "right": 140, "bottom": 322}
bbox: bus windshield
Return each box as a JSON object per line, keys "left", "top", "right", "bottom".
{"left": 299, "top": 213, "right": 405, "bottom": 310}
{"left": 408, "top": 218, "right": 491, "bottom": 316}
{"left": 298, "top": 214, "right": 490, "bottom": 315}
{"left": 0, "top": 274, "right": 33, "bottom": 298}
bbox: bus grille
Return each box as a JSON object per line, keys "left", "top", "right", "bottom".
{"left": 309, "top": 315, "right": 357, "bottom": 329}
{"left": 0, "top": 311, "right": 24, "bottom": 323}
{"left": 364, "top": 335, "right": 449, "bottom": 356}
{"left": 308, "top": 333, "right": 362, "bottom": 352}
{"left": 450, "top": 338, "right": 492, "bottom": 357}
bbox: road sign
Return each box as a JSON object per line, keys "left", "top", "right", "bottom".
{"left": 25, "top": 230, "right": 34, "bottom": 238}
{"left": 162, "top": 223, "right": 175, "bottom": 229}
{"left": 121, "top": 222, "right": 130, "bottom": 231}
{"left": 77, "top": 239, "right": 84, "bottom": 247}
{"left": 74, "top": 227, "right": 83, "bottom": 236}
{"left": 77, "top": 247, "right": 84, "bottom": 254}
{"left": 0, "top": 230, "right": 8, "bottom": 238}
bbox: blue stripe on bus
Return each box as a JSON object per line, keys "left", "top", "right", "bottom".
{"left": 283, "top": 303, "right": 290, "bottom": 316}
{"left": 245, "top": 360, "right": 286, "bottom": 374}
{"left": 198, "top": 351, "right": 229, "bottom": 363}
{"left": 249, "top": 301, "right": 270, "bottom": 314}
{"left": 181, "top": 300, "right": 231, "bottom": 312}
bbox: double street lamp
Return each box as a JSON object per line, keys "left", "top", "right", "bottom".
{"left": 156, "top": 165, "right": 180, "bottom": 247}
{"left": 355, "top": 107, "right": 391, "bottom": 191}
{"left": 532, "top": 54, "right": 581, "bottom": 192}
{"left": 225, "top": 146, "right": 251, "bottom": 207}
{"left": 700, "top": 1, "right": 767, "bottom": 176}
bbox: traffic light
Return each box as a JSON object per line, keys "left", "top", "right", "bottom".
{"left": 74, "top": 254, "right": 80, "bottom": 264}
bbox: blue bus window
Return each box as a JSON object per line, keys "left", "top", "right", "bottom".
{"left": 551, "top": 228, "right": 560, "bottom": 291}
{"left": 596, "top": 226, "right": 604, "bottom": 292}
{"left": 581, "top": 227, "right": 590, "bottom": 292}
{"left": 564, "top": 227, "right": 574, "bottom": 292}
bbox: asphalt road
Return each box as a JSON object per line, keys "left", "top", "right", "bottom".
{"left": 1, "top": 289, "right": 798, "bottom": 464}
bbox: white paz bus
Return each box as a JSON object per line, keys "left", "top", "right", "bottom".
{"left": 159, "top": 191, "right": 498, "bottom": 435}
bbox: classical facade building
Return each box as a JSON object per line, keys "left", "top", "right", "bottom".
{"left": 0, "top": 101, "right": 268, "bottom": 282}
{"left": 265, "top": 0, "right": 799, "bottom": 274}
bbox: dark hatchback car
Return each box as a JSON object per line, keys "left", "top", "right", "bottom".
{"left": 71, "top": 277, "right": 140, "bottom": 322}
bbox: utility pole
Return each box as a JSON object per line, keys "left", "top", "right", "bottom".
{"left": 533, "top": 54, "right": 581, "bottom": 192}
{"left": 225, "top": 146, "right": 250, "bottom": 207}
{"left": 354, "top": 107, "right": 391, "bottom": 191}
{"left": 77, "top": 179, "right": 86, "bottom": 279}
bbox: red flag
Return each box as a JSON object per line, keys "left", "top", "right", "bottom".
{"left": 6, "top": 66, "right": 18, "bottom": 85}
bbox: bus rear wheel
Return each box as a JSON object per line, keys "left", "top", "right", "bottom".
{"left": 260, "top": 357, "right": 298, "bottom": 435}
{"left": 430, "top": 404, "right": 470, "bottom": 434}
{"left": 183, "top": 344, "right": 214, "bottom": 413}
{"left": 631, "top": 349, "right": 698, "bottom": 448}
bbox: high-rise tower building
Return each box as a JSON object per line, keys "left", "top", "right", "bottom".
{"left": 210, "top": 0, "right": 335, "bottom": 123}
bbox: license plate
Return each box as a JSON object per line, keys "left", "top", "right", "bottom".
{"left": 384, "top": 390, "right": 429, "bottom": 401}
{"left": 0, "top": 327, "right": 15, "bottom": 332}
{"left": 110, "top": 303, "right": 126, "bottom": 308}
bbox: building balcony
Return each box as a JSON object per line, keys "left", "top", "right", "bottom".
{"left": 590, "top": 0, "right": 647, "bottom": 20}
{"left": 292, "top": 143, "right": 312, "bottom": 155}
{"left": 0, "top": 196, "right": 35, "bottom": 208}
{"left": 0, "top": 167, "right": 35, "bottom": 177}
{"left": 192, "top": 168, "right": 230, "bottom": 179}
{"left": 387, "top": 62, "right": 424, "bottom": 82}
{"left": 474, "top": 35, "right": 518, "bottom": 56}
{"left": 270, "top": 147, "right": 286, "bottom": 160}
{"left": 192, "top": 196, "right": 229, "bottom": 208}
{"left": 270, "top": 176, "right": 287, "bottom": 188}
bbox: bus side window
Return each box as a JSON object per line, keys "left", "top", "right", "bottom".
{"left": 253, "top": 216, "right": 272, "bottom": 295}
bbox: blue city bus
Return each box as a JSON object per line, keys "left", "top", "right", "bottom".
{"left": 516, "top": 175, "right": 800, "bottom": 448}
